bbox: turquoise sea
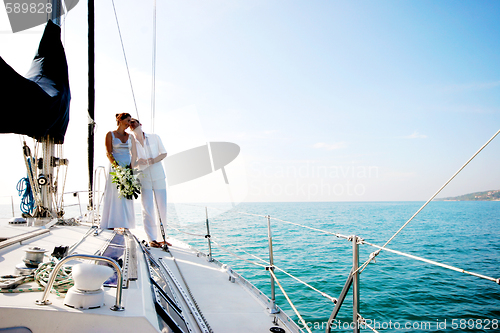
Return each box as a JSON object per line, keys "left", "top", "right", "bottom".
{"left": 2, "top": 200, "right": 499, "bottom": 332}
{"left": 166, "top": 201, "right": 500, "bottom": 333}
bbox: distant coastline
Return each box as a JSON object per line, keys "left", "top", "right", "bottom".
{"left": 437, "top": 190, "right": 500, "bottom": 201}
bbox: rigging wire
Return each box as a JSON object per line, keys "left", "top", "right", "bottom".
{"left": 269, "top": 269, "right": 312, "bottom": 333}
{"left": 219, "top": 238, "right": 338, "bottom": 302}
{"left": 361, "top": 239, "right": 500, "bottom": 284}
{"left": 170, "top": 201, "right": 500, "bottom": 287}
{"left": 209, "top": 239, "right": 266, "bottom": 268}
{"left": 362, "top": 128, "right": 500, "bottom": 269}
{"left": 176, "top": 203, "right": 351, "bottom": 240}
{"left": 150, "top": 0, "right": 157, "bottom": 133}
{"left": 168, "top": 224, "right": 206, "bottom": 238}
{"left": 111, "top": 0, "right": 140, "bottom": 118}
{"left": 358, "top": 315, "right": 380, "bottom": 333}
{"left": 270, "top": 216, "right": 350, "bottom": 240}
{"left": 110, "top": 0, "right": 169, "bottom": 248}
{"left": 169, "top": 217, "right": 341, "bottom": 302}
{"left": 272, "top": 264, "right": 338, "bottom": 303}
{"left": 209, "top": 235, "right": 338, "bottom": 302}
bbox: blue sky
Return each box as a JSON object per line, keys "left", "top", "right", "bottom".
{"left": 1, "top": 1, "right": 500, "bottom": 203}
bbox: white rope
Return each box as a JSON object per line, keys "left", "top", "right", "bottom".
{"left": 362, "top": 240, "right": 500, "bottom": 284}
{"left": 34, "top": 261, "right": 74, "bottom": 296}
{"left": 1, "top": 262, "right": 75, "bottom": 295}
{"left": 372, "top": 128, "right": 500, "bottom": 261}
{"left": 269, "top": 269, "right": 312, "bottom": 333}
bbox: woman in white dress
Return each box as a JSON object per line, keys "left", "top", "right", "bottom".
{"left": 100, "top": 113, "right": 138, "bottom": 230}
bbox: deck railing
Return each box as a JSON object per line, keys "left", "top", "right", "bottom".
{"left": 166, "top": 203, "right": 500, "bottom": 333}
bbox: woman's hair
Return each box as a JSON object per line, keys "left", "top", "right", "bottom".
{"left": 115, "top": 113, "right": 131, "bottom": 125}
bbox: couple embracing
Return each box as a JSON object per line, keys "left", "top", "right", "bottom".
{"left": 100, "top": 112, "right": 170, "bottom": 248}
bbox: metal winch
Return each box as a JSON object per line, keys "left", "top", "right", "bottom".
{"left": 14, "top": 247, "right": 46, "bottom": 276}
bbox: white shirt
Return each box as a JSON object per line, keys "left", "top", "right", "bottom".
{"left": 135, "top": 133, "right": 167, "bottom": 181}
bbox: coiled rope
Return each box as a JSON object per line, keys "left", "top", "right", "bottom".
{"left": 0, "top": 262, "right": 73, "bottom": 295}
{"left": 34, "top": 262, "right": 74, "bottom": 295}
{"left": 0, "top": 275, "right": 42, "bottom": 293}
{"left": 16, "top": 156, "right": 35, "bottom": 215}
{"left": 16, "top": 177, "right": 34, "bottom": 215}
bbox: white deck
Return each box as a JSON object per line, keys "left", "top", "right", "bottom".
{"left": 0, "top": 219, "right": 299, "bottom": 333}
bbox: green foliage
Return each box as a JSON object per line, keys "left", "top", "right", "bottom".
{"left": 437, "top": 190, "right": 500, "bottom": 201}
{"left": 110, "top": 165, "right": 142, "bottom": 200}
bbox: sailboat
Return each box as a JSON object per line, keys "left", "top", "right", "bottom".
{"left": 2, "top": 3, "right": 500, "bottom": 333}
{"left": 0, "top": 4, "right": 302, "bottom": 333}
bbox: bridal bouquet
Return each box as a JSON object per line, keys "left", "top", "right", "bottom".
{"left": 110, "top": 165, "right": 141, "bottom": 200}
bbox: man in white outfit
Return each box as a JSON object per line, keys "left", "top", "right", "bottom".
{"left": 129, "top": 118, "right": 170, "bottom": 247}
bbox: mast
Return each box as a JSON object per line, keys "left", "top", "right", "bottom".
{"left": 0, "top": 2, "right": 71, "bottom": 221}
{"left": 88, "top": 0, "right": 95, "bottom": 213}
{"left": 36, "top": 0, "right": 63, "bottom": 219}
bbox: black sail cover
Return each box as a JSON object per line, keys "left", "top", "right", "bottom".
{"left": 0, "top": 20, "right": 70, "bottom": 144}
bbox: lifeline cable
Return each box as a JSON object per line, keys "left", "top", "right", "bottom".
{"left": 209, "top": 235, "right": 337, "bottom": 302}
{"left": 361, "top": 239, "right": 500, "bottom": 284}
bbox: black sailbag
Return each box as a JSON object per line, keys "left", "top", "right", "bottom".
{"left": 0, "top": 20, "right": 71, "bottom": 144}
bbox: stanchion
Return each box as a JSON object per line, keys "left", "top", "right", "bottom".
{"left": 267, "top": 215, "right": 280, "bottom": 314}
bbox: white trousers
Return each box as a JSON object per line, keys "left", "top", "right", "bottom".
{"left": 140, "top": 178, "right": 167, "bottom": 242}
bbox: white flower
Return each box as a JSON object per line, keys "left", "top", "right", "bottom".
{"left": 110, "top": 165, "right": 142, "bottom": 200}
